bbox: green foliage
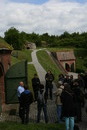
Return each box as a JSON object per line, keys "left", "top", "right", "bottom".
{"left": 0, "top": 122, "right": 65, "bottom": 130}
{"left": 4, "top": 27, "right": 87, "bottom": 49}
{"left": 4, "top": 27, "right": 23, "bottom": 50}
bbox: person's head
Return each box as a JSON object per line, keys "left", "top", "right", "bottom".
{"left": 47, "top": 70, "right": 51, "bottom": 74}
{"left": 70, "top": 75, "right": 73, "bottom": 79}
{"left": 34, "top": 74, "right": 38, "bottom": 78}
{"left": 19, "top": 81, "right": 24, "bottom": 87}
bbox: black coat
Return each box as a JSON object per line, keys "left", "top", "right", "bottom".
{"left": 61, "top": 90, "right": 75, "bottom": 117}
{"left": 32, "top": 77, "right": 40, "bottom": 91}
{"left": 20, "top": 90, "right": 33, "bottom": 107}
{"left": 45, "top": 73, "right": 54, "bottom": 87}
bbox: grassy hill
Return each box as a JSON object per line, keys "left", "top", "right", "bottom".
{"left": 0, "top": 38, "right": 13, "bottom": 50}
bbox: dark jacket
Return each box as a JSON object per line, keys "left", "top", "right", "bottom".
{"left": 32, "top": 78, "right": 40, "bottom": 91}
{"left": 61, "top": 90, "right": 75, "bottom": 117}
{"left": 45, "top": 73, "right": 54, "bottom": 87}
{"left": 20, "top": 90, "right": 33, "bottom": 107}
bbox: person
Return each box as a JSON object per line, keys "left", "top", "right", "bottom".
{"left": 61, "top": 83, "right": 75, "bottom": 130}
{"left": 54, "top": 81, "right": 64, "bottom": 123}
{"left": 45, "top": 70, "right": 54, "bottom": 100}
{"left": 77, "top": 74, "right": 85, "bottom": 92}
{"left": 19, "top": 85, "right": 33, "bottom": 124}
{"left": 17, "top": 81, "right": 24, "bottom": 102}
{"left": 37, "top": 84, "right": 48, "bottom": 123}
{"left": 32, "top": 74, "right": 40, "bottom": 101}
{"left": 72, "top": 80, "right": 84, "bottom": 123}
{"left": 58, "top": 74, "right": 64, "bottom": 84}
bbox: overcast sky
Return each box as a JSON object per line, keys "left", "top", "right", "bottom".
{"left": 0, "top": 0, "right": 87, "bottom": 37}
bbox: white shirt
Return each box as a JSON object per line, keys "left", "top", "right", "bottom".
{"left": 17, "top": 86, "right": 24, "bottom": 97}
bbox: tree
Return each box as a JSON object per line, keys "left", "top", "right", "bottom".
{"left": 4, "top": 27, "right": 23, "bottom": 50}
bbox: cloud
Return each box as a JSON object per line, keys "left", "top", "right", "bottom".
{"left": 0, "top": 0, "right": 87, "bottom": 37}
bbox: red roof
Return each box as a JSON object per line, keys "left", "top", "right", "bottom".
{"left": 56, "top": 51, "right": 76, "bottom": 61}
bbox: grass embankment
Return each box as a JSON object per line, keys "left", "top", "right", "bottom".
{"left": 74, "top": 48, "right": 87, "bottom": 72}
{"left": 36, "top": 50, "right": 61, "bottom": 82}
{"left": 11, "top": 50, "right": 32, "bottom": 63}
{"left": 0, "top": 122, "right": 65, "bottom": 130}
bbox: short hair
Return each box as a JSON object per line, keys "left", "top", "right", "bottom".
{"left": 34, "top": 74, "right": 37, "bottom": 76}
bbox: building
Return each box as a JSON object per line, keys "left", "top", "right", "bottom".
{"left": 52, "top": 50, "right": 76, "bottom": 72}
{"left": 0, "top": 40, "right": 12, "bottom": 113}
{"left": 56, "top": 50, "right": 76, "bottom": 72}
{"left": 25, "top": 41, "right": 36, "bottom": 49}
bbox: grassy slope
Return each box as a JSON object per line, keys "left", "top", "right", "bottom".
{"left": 12, "top": 50, "right": 32, "bottom": 62}
{"left": 0, "top": 38, "right": 13, "bottom": 50}
{"left": 74, "top": 48, "right": 87, "bottom": 72}
{"left": 27, "top": 64, "right": 37, "bottom": 92}
{"left": 36, "top": 50, "right": 61, "bottom": 81}
{"left": 0, "top": 122, "right": 65, "bottom": 130}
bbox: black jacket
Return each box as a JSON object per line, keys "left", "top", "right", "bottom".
{"left": 61, "top": 90, "right": 75, "bottom": 117}
{"left": 20, "top": 90, "right": 33, "bottom": 107}
{"left": 32, "top": 77, "right": 40, "bottom": 91}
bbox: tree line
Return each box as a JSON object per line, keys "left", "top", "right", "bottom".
{"left": 3, "top": 27, "right": 87, "bottom": 50}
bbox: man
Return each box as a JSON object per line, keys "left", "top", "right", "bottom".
{"left": 20, "top": 85, "right": 33, "bottom": 124}
{"left": 37, "top": 84, "right": 48, "bottom": 123}
{"left": 32, "top": 74, "right": 40, "bottom": 101}
{"left": 45, "top": 70, "right": 54, "bottom": 100}
{"left": 17, "top": 81, "right": 24, "bottom": 102}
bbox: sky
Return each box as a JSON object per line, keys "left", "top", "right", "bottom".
{"left": 0, "top": 0, "right": 87, "bottom": 37}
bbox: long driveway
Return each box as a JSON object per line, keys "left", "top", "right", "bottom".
{"left": 31, "top": 49, "right": 46, "bottom": 84}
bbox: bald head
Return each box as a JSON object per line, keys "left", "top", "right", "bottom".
{"left": 19, "top": 81, "right": 24, "bottom": 87}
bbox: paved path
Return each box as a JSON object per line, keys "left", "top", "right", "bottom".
{"left": 31, "top": 49, "right": 46, "bottom": 84}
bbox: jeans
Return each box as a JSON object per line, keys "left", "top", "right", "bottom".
{"left": 57, "top": 105, "right": 62, "bottom": 122}
{"left": 65, "top": 117, "right": 74, "bottom": 130}
{"left": 37, "top": 104, "right": 48, "bottom": 123}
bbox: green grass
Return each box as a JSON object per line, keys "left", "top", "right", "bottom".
{"left": 11, "top": 49, "right": 32, "bottom": 62}
{"left": 74, "top": 48, "right": 87, "bottom": 73}
{"left": 11, "top": 56, "right": 20, "bottom": 65}
{"left": 0, "top": 122, "right": 65, "bottom": 130}
{"left": 0, "top": 38, "right": 13, "bottom": 50}
{"left": 36, "top": 50, "right": 61, "bottom": 81}
{"left": 27, "top": 64, "right": 37, "bottom": 92}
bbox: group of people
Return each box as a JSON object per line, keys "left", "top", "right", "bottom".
{"left": 17, "top": 70, "right": 54, "bottom": 124}
{"left": 17, "top": 70, "right": 87, "bottom": 130}
{"left": 55, "top": 72, "right": 87, "bottom": 130}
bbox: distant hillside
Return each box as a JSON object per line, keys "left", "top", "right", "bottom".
{"left": 0, "top": 38, "right": 13, "bottom": 50}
